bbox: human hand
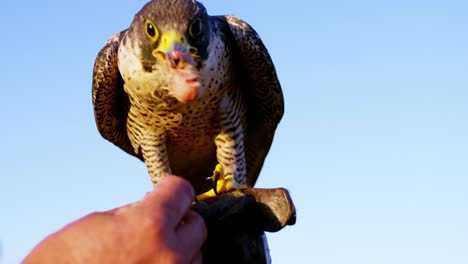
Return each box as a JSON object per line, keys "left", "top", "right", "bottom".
{"left": 23, "top": 176, "right": 207, "bottom": 264}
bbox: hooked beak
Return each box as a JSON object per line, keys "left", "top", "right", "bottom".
{"left": 151, "top": 31, "right": 201, "bottom": 103}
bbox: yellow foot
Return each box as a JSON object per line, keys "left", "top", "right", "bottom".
{"left": 196, "top": 164, "right": 247, "bottom": 201}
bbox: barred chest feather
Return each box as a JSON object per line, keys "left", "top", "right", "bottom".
{"left": 125, "top": 82, "right": 228, "bottom": 152}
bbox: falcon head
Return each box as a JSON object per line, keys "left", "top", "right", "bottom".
{"left": 119, "top": 0, "right": 211, "bottom": 103}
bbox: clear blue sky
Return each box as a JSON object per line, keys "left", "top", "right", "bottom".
{"left": 1, "top": 0, "right": 467, "bottom": 263}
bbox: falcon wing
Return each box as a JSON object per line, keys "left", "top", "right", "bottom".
{"left": 92, "top": 31, "right": 139, "bottom": 159}
{"left": 221, "top": 15, "right": 285, "bottom": 186}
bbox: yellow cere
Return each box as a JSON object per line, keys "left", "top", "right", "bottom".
{"left": 157, "top": 31, "right": 187, "bottom": 52}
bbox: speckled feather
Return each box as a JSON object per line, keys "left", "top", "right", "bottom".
{"left": 92, "top": 0, "right": 283, "bottom": 193}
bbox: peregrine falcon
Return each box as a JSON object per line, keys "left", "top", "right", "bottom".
{"left": 92, "top": 0, "right": 284, "bottom": 194}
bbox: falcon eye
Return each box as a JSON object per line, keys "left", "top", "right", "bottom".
{"left": 189, "top": 18, "right": 203, "bottom": 38}
{"left": 145, "top": 20, "right": 159, "bottom": 41}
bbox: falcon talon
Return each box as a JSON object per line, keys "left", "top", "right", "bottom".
{"left": 204, "top": 174, "right": 220, "bottom": 195}
{"left": 205, "top": 171, "right": 219, "bottom": 183}
{"left": 213, "top": 180, "right": 219, "bottom": 195}
{"left": 210, "top": 164, "right": 224, "bottom": 195}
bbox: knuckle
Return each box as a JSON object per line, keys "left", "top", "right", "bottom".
{"left": 167, "top": 176, "right": 195, "bottom": 201}
{"left": 193, "top": 213, "right": 207, "bottom": 235}
{"left": 137, "top": 211, "right": 167, "bottom": 239}
{"left": 164, "top": 250, "right": 186, "bottom": 264}
{"left": 157, "top": 198, "right": 180, "bottom": 222}
{"left": 188, "top": 211, "right": 207, "bottom": 240}
{"left": 178, "top": 179, "right": 195, "bottom": 199}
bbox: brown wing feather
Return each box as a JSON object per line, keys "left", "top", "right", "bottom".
{"left": 92, "top": 31, "right": 139, "bottom": 159}
{"left": 221, "top": 15, "right": 285, "bottom": 186}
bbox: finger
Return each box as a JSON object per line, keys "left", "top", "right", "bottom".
{"left": 176, "top": 210, "right": 207, "bottom": 256}
{"left": 140, "top": 176, "right": 195, "bottom": 227}
{"left": 107, "top": 200, "right": 140, "bottom": 216}
{"left": 191, "top": 251, "right": 203, "bottom": 264}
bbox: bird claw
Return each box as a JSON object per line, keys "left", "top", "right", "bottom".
{"left": 206, "top": 164, "right": 223, "bottom": 195}
{"left": 196, "top": 164, "right": 247, "bottom": 201}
